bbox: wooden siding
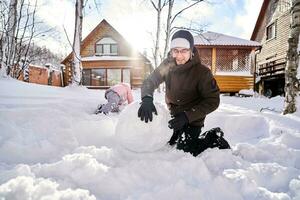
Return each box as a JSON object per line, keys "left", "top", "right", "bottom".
{"left": 197, "top": 46, "right": 255, "bottom": 92}
{"left": 20, "top": 65, "right": 63, "bottom": 87}
{"left": 214, "top": 75, "right": 254, "bottom": 93}
{"left": 61, "top": 20, "right": 151, "bottom": 88}
{"left": 28, "top": 67, "right": 49, "bottom": 85}
{"left": 250, "top": 0, "right": 291, "bottom": 96}
{"left": 81, "top": 24, "right": 135, "bottom": 58}
{"left": 81, "top": 60, "right": 150, "bottom": 87}
{"left": 50, "top": 71, "right": 63, "bottom": 87}
{"left": 62, "top": 59, "right": 150, "bottom": 88}
{"left": 254, "top": 0, "right": 290, "bottom": 65}
{"left": 83, "top": 60, "right": 143, "bottom": 68}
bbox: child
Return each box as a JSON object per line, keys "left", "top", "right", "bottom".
{"left": 95, "top": 83, "right": 134, "bottom": 115}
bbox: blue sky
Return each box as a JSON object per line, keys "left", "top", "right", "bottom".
{"left": 33, "top": 0, "right": 263, "bottom": 56}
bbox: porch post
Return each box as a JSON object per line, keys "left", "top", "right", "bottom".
{"left": 251, "top": 48, "right": 256, "bottom": 90}
{"left": 212, "top": 48, "right": 217, "bottom": 75}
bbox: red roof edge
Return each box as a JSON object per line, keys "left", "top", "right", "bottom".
{"left": 250, "top": 0, "right": 270, "bottom": 41}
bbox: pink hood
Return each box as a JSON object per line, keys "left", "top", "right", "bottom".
{"left": 108, "top": 83, "right": 134, "bottom": 104}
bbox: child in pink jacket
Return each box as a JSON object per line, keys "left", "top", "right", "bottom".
{"left": 95, "top": 83, "right": 134, "bottom": 114}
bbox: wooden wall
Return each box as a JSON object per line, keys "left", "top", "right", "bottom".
{"left": 62, "top": 20, "right": 151, "bottom": 88}
{"left": 50, "top": 70, "right": 63, "bottom": 87}
{"left": 19, "top": 65, "right": 63, "bottom": 87}
{"left": 28, "top": 66, "right": 49, "bottom": 85}
{"left": 253, "top": 0, "right": 290, "bottom": 65}
{"left": 215, "top": 75, "right": 254, "bottom": 93}
{"left": 81, "top": 22, "right": 135, "bottom": 58}
{"left": 197, "top": 46, "right": 255, "bottom": 93}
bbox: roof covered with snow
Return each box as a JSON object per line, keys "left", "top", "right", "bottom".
{"left": 194, "top": 31, "right": 261, "bottom": 47}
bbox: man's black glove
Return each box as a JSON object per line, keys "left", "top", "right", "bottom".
{"left": 138, "top": 96, "right": 157, "bottom": 123}
{"left": 168, "top": 112, "right": 189, "bottom": 131}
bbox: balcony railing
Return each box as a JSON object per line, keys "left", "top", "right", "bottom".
{"left": 258, "top": 60, "right": 286, "bottom": 78}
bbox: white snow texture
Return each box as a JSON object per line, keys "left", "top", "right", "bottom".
{"left": 116, "top": 102, "right": 172, "bottom": 152}
{"left": 0, "top": 78, "right": 300, "bottom": 200}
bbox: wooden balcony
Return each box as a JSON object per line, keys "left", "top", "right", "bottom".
{"left": 258, "top": 60, "right": 286, "bottom": 78}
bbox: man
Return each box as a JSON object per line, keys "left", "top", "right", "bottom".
{"left": 138, "top": 30, "right": 229, "bottom": 156}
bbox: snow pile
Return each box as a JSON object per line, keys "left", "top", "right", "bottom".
{"left": 0, "top": 78, "right": 300, "bottom": 200}
{"left": 239, "top": 89, "right": 255, "bottom": 96}
{"left": 115, "top": 102, "right": 172, "bottom": 152}
{"left": 0, "top": 176, "right": 96, "bottom": 200}
{"left": 32, "top": 153, "right": 110, "bottom": 186}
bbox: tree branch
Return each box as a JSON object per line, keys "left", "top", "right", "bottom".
{"left": 63, "top": 25, "right": 81, "bottom": 62}
{"left": 171, "top": 0, "right": 204, "bottom": 25}
{"left": 151, "top": 0, "right": 158, "bottom": 11}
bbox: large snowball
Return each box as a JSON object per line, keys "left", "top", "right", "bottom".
{"left": 115, "top": 102, "right": 173, "bottom": 152}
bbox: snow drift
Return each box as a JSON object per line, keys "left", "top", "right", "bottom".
{"left": 0, "top": 78, "right": 300, "bottom": 200}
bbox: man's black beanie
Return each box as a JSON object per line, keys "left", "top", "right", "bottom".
{"left": 171, "top": 30, "right": 194, "bottom": 49}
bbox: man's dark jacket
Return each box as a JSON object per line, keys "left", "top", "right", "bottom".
{"left": 141, "top": 47, "right": 220, "bottom": 127}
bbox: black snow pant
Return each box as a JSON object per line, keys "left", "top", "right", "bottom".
{"left": 168, "top": 125, "right": 231, "bottom": 157}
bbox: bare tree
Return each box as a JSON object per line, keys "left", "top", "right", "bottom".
{"left": 163, "top": 0, "right": 205, "bottom": 59}
{"left": 163, "top": 0, "right": 174, "bottom": 59}
{"left": 150, "top": 0, "right": 168, "bottom": 68}
{"left": 0, "top": 0, "right": 52, "bottom": 79}
{"left": 0, "top": 0, "right": 18, "bottom": 77}
{"left": 16, "top": 0, "right": 37, "bottom": 78}
{"left": 283, "top": 0, "right": 300, "bottom": 114}
{"left": 62, "top": 0, "right": 101, "bottom": 85}
{"left": 71, "top": 0, "right": 83, "bottom": 85}
{"left": 0, "top": 1, "right": 8, "bottom": 72}
{"left": 146, "top": 0, "right": 206, "bottom": 67}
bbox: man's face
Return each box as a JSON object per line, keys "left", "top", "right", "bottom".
{"left": 171, "top": 48, "right": 191, "bottom": 65}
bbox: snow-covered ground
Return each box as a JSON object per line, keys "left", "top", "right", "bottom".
{"left": 0, "top": 78, "right": 300, "bottom": 200}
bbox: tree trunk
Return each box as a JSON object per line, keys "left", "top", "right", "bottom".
{"left": 17, "top": 0, "right": 37, "bottom": 79}
{"left": 153, "top": 0, "right": 162, "bottom": 69}
{"left": 72, "top": 0, "right": 83, "bottom": 85}
{"left": 163, "top": 0, "right": 174, "bottom": 59}
{"left": 0, "top": 0, "right": 18, "bottom": 77}
{"left": 162, "top": 0, "right": 204, "bottom": 59}
{"left": 283, "top": 0, "right": 300, "bottom": 114}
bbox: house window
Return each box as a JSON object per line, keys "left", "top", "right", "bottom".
{"left": 82, "top": 69, "right": 91, "bottom": 85}
{"left": 95, "top": 37, "right": 118, "bottom": 56}
{"left": 266, "top": 22, "right": 276, "bottom": 40}
{"left": 91, "top": 69, "right": 106, "bottom": 86}
{"left": 82, "top": 68, "right": 130, "bottom": 87}
{"left": 96, "top": 45, "right": 103, "bottom": 54}
{"left": 111, "top": 44, "right": 118, "bottom": 54}
{"left": 107, "top": 69, "right": 121, "bottom": 86}
{"left": 103, "top": 44, "right": 111, "bottom": 54}
{"left": 123, "top": 69, "right": 130, "bottom": 84}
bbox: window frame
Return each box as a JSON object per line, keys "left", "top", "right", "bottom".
{"left": 82, "top": 68, "right": 131, "bottom": 87}
{"left": 95, "top": 44, "right": 103, "bottom": 55}
{"left": 95, "top": 37, "right": 118, "bottom": 56}
{"left": 107, "top": 68, "right": 122, "bottom": 86}
{"left": 110, "top": 44, "right": 118, "bottom": 55}
{"left": 266, "top": 22, "right": 276, "bottom": 41}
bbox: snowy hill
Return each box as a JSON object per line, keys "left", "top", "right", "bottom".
{"left": 0, "top": 78, "right": 300, "bottom": 200}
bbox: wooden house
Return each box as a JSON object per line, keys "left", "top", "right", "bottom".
{"left": 194, "top": 31, "right": 261, "bottom": 94}
{"left": 251, "top": 0, "right": 291, "bottom": 97}
{"left": 61, "top": 19, "right": 152, "bottom": 89}
{"left": 17, "top": 64, "right": 63, "bottom": 87}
